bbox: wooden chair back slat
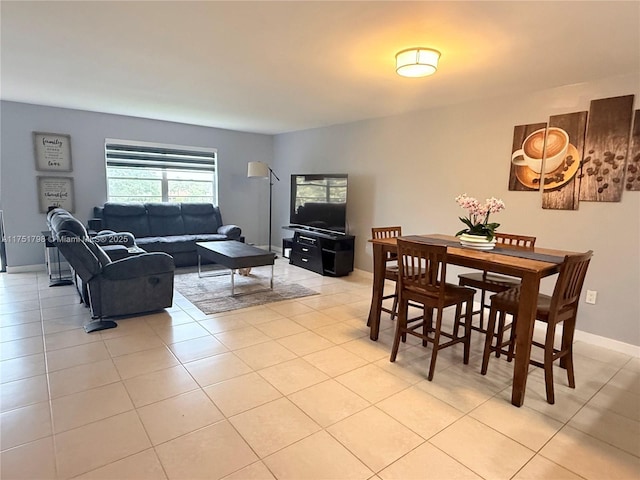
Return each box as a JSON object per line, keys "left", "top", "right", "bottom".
{"left": 371, "top": 226, "right": 402, "bottom": 240}
{"left": 495, "top": 233, "right": 536, "bottom": 249}
{"left": 397, "top": 239, "right": 446, "bottom": 300}
{"left": 372, "top": 226, "right": 402, "bottom": 262}
{"left": 550, "top": 251, "right": 593, "bottom": 318}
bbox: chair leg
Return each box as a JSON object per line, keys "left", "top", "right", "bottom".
{"left": 544, "top": 322, "right": 557, "bottom": 404}
{"left": 453, "top": 303, "right": 462, "bottom": 339}
{"left": 390, "top": 297, "right": 408, "bottom": 362}
{"left": 561, "top": 319, "right": 576, "bottom": 388}
{"left": 390, "top": 282, "right": 399, "bottom": 321}
{"left": 422, "top": 306, "right": 429, "bottom": 345}
{"left": 506, "top": 321, "right": 517, "bottom": 362}
{"left": 453, "top": 308, "right": 461, "bottom": 337}
{"left": 427, "top": 311, "right": 443, "bottom": 381}
{"left": 423, "top": 307, "right": 433, "bottom": 347}
{"left": 478, "top": 288, "right": 487, "bottom": 330}
{"left": 463, "top": 300, "right": 472, "bottom": 364}
{"left": 495, "top": 311, "right": 508, "bottom": 358}
{"left": 481, "top": 304, "right": 499, "bottom": 375}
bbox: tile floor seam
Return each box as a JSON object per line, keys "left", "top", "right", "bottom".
{"left": 425, "top": 439, "right": 492, "bottom": 480}
{"left": 534, "top": 432, "right": 609, "bottom": 480}
{"left": 53, "top": 416, "right": 152, "bottom": 479}
{"left": 564, "top": 416, "right": 640, "bottom": 460}
{"left": 36, "top": 297, "right": 60, "bottom": 480}
{"left": 508, "top": 455, "right": 590, "bottom": 480}
{"left": 544, "top": 360, "right": 638, "bottom": 457}
{"left": 464, "top": 403, "right": 559, "bottom": 455}
{"left": 321, "top": 417, "right": 413, "bottom": 476}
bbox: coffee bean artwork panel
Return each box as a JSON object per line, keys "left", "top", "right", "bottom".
{"left": 579, "top": 94, "right": 635, "bottom": 202}
{"left": 623, "top": 110, "right": 640, "bottom": 192}
{"left": 509, "top": 122, "right": 547, "bottom": 191}
{"left": 542, "top": 111, "right": 587, "bottom": 210}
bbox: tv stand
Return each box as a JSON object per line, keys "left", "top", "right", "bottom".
{"left": 283, "top": 227, "right": 354, "bottom": 277}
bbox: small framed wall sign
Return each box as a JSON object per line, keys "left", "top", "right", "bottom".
{"left": 33, "top": 132, "right": 72, "bottom": 171}
{"left": 37, "top": 176, "right": 75, "bottom": 213}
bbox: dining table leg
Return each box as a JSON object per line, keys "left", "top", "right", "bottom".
{"left": 511, "top": 272, "right": 541, "bottom": 407}
{"left": 367, "top": 242, "right": 386, "bottom": 341}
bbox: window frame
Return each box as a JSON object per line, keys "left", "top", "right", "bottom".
{"left": 105, "top": 139, "right": 218, "bottom": 204}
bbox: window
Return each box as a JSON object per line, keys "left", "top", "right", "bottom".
{"left": 105, "top": 139, "right": 217, "bottom": 203}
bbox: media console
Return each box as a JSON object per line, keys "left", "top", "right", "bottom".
{"left": 283, "top": 227, "right": 354, "bottom": 277}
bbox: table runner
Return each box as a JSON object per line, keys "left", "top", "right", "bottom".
{"left": 401, "top": 235, "right": 566, "bottom": 264}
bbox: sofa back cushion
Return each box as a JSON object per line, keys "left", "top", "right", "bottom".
{"left": 102, "top": 203, "right": 150, "bottom": 238}
{"left": 146, "top": 203, "right": 186, "bottom": 236}
{"left": 181, "top": 203, "right": 222, "bottom": 234}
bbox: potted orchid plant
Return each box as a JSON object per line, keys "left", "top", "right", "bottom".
{"left": 455, "top": 194, "right": 506, "bottom": 241}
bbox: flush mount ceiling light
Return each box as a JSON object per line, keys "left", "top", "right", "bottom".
{"left": 395, "top": 47, "right": 441, "bottom": 78}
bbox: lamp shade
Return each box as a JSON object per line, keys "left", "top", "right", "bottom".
{"left": 395, "top": 48, "right": 440, "bottom": 78}
{"left": 247, "top": 161, "right": 270, "bottom": 178}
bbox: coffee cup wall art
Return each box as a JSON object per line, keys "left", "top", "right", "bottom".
{"left": 508, "top": 94, "right": 636, "bottom": 210}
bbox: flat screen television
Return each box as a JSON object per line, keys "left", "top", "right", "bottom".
{"left": 290, "top": 174, "right": 348, "bottom": 234}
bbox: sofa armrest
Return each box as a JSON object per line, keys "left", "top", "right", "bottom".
{"left": 217, "top": 224, "right": 242, "bottom": 239}
{"left": 93, "top": 231, "right": 135, "bottom": 248}
{"left": 102, "top": 253, "right": 175, "bottom": 281}
{"left": 88, "top": 218, "right": 103, "bottom": 232}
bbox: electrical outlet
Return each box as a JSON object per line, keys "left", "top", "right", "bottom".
{"left": 585, "top": 290, "right": 597, "bottom": 304}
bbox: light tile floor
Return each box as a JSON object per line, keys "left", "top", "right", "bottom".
{"left": 1, "top": 260, "right": 638, "bottom": 479}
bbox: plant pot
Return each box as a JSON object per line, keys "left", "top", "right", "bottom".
{"left": 458, "top": 233, "right": 497, "bottom": 250}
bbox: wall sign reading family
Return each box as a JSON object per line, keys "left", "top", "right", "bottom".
{"left": 33, "top": 132, "right": 72, "bottom": 172}
{"left": 37, "top": 176, "right": 74, "bottom": 213}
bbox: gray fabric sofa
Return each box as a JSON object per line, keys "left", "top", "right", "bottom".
{"left": 48, "top": 208, "right": 175, "bottom": 332}
{"left": 90, "top": 202, "right": 242, "bottom": 267}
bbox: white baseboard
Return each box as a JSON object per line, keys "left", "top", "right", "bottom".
{"left": 6, "top": 264, "right": 46, "bottom": 273}
{"left": 574, "top": 329, "right": 640, "bottom": 357}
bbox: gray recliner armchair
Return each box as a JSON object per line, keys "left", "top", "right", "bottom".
{"left": 47, "top": 208, "right": 175, "bottom": 333}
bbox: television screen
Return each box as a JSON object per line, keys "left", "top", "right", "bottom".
{"left": 290, "top": 174, "right": 348, "bottom": 234}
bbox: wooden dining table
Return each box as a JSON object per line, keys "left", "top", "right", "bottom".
{"left": 367, "top": 233, "right": 579, "bottom": 407}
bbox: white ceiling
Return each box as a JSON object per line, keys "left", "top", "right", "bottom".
{"left": 2, "top": 1, "right": 639, "bottom": 135}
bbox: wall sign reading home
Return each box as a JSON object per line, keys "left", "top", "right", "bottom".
{"left": 509, "top": 95, "right": 636, "bottom": 210}
{"left": 33, "top": 132, "right": 72, "bottom": 172}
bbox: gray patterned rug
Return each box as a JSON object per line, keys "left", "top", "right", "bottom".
{"left": 173, "top": 266, "right": 319, "bottom": 314}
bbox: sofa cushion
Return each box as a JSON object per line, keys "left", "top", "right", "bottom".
{"left": 146, "top": 203, "right": 186, "bottom": 236}
{"left": 181, "top": 203, "right": 222, "bottom": 234}
{"left": 193, "top": 234, "right": 229, "bottom": 242}
{"left": 102, "top": 203, "right": 150, "bottom": 238}
{"left": 137, "top": 235, "right": 199, "bottom": 254}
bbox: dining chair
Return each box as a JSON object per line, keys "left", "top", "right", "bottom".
{"left": 480, "top": 250, "right": 593, "bottom": 404}
{"left": 458, "top": 233, "right": 537, "bottom": 333}
{"left": 390, "top": 239, "right": 475, "bottom": 381}
{"left": 371, "top": 226, "right": 402, "bottom": 322}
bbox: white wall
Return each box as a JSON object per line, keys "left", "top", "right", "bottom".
{"left": 0, "top": 102, "right": 273, "bottom": 267}
{"left": 273, "top": 73, "right": 640, "bottom": 346}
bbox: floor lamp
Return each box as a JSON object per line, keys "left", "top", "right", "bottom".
{"left": 247, "top": 161, "right": 280, "bottom": 252}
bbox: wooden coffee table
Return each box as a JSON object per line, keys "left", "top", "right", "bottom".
{"left": 196, "top": 241, "right": 276, "bottom": 296}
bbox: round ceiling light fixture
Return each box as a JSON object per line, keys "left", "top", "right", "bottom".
{"left": 395, "top": 47, "right": 441, "bottom": 78}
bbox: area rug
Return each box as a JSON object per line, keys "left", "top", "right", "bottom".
{"left": 173, "top": 266, "right": 319, "bottom": 314}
